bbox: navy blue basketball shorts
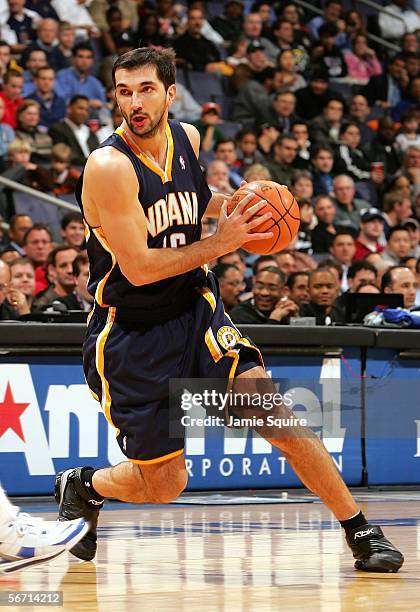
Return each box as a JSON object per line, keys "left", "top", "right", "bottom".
{"left": 83, "top": 272, "right": 264, "bottom": 465}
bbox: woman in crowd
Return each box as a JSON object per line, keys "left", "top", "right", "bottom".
{"left": 276, "top": 49, "right": 306, "bottom": 92}
{"left": 15, "top": 100, "right": 52, "bottom": 165}
{"left": 344, "top": 34, "right": 382, "bottom": 82}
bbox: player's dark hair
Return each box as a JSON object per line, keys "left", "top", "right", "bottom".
{"left": 112, "top": 47, "right": 176, "bottom": 91}
{"left": 347, "top": 260, "right": 377, "bottom": 280}
{"left": 61, "top": 211, "right": 83, "bottom": 230}
{"left": 287, "top": 270, "right": 309, "bottom": 289}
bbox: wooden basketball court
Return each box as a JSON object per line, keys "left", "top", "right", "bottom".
{"left": 1, "top": 492, "right": 419, "bottom": 611}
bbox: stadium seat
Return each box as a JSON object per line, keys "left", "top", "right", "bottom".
{"left": 13, "top": 192, "right": 62, "bottom": 241}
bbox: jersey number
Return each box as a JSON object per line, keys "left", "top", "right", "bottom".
{"left": 163, "top": 233, "right": 187, "bottom": 248}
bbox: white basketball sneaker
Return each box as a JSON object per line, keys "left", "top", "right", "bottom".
{"left": 0, "top": 512, "right": 89, "bottom": 573}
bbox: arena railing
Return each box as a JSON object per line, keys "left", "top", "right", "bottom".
{"left": 293, "top": 0, "right": 402, "bottom": 53}
{"left": 0, "top": 175, "right": 79, "bottom": 217}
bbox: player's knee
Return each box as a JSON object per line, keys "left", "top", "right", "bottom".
{"left": 146, "top": 467, "right": 188, "bottom": 504}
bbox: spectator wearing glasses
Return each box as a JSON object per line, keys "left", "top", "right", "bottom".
{"left": 231, "top": 266, "right": 299, "bottom": 324}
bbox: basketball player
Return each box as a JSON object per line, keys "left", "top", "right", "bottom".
{"left": 55, "top": 48, "right": 403, "bottom": 573}
{"left": 0, "top": 483, "right": 88, "bottom": 572}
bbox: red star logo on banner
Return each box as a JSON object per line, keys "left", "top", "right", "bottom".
{"left": 0, "top": 383, "right": 30, "bottom": 441}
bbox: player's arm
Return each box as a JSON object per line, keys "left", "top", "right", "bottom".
{"left": 83, "top": 148, "right": 273, "bottom": 287}
{"left": 181, "top": 121, "right": 231, "bottom": 218}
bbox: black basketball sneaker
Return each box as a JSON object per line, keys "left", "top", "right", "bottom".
{"left": 346, "top": 524, "right": 404, "bottom": 572}
{"left": 55, "top": 467, "right": 104, "bottom": 561}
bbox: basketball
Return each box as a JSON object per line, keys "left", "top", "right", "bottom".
{"left": 227, "top": 180, "right": 300, "bottom": 254}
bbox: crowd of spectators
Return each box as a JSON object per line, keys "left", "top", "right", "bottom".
{"left": 0, "top": 0, "right": 418, "bottom": 324}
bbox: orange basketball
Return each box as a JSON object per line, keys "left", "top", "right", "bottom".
{"left": 227, "top": 180, "right": 300, "bottom": 255}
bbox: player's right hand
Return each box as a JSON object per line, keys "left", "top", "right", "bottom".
{"left": 215, "top": 194, "right": 273, "bottom": 253}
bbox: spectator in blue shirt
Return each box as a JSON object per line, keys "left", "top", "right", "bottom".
{"left": 55, "top": 42, "right": 106, "bottom": 113}
{"left": 308, "top": 0, "right": 347, "bottom": 48}
{"left": 311, "top": 145, "right": 335, "bottom": 196}
{"left": 25, "top": 66, "right": 66, "bottom": 129}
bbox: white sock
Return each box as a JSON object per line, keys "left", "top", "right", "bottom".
{"left": 0, "top": 484, "right": 19, "bottom": 524}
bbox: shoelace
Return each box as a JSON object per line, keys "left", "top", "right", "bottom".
{"left": 14, "top": 513, "right": 46, "bottom": 537}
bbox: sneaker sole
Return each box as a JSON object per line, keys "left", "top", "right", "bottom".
{"left": 355, "top": 552, "right": 404, "bottom": 573}
{"left": 55, "top": 470, "right": 98, "bottom": 562}
{"left": 0, "top": 549, "right": 64, "bottom": 573}
{"left": 0, "top": 520, "right": 90, "bottom": 574}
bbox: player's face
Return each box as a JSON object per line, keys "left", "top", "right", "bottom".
{"left": 115, "top": 66, "right": 176, "bottom": 139}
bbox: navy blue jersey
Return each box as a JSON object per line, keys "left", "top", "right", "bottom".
{"left": 76, "top": 120, "right": 211, "bottom": 320}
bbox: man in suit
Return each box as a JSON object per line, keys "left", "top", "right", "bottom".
{"left": 363, "top": 55, "right": 409, "bottom": 110}
{"left": 49, "top": 95, "right": 99, "bottom": 166}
